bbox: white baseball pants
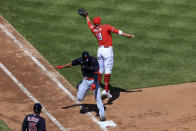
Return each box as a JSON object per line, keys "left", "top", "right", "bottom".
{"left": 97, "top": 46, "right": 113, "bottom": 74}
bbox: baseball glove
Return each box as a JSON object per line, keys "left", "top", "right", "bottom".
{"left": 78, "top": 9, "right": 88, "bottom": 17}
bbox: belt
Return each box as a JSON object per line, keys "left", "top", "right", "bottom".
{"left": 84, "top": 77, "right": 94, "bottom": 80}
{"left": 99, "top": 45, "right": 111, "bottom": 48}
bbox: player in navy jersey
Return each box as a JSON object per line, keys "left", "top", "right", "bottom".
{"left": 56, "top": 51, "right": 106, "bottom": 121}
{"left": 22, "top": 103, "right": 46, "bottom": 131}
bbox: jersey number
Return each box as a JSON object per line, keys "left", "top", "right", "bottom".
{"left": 29, "top": 122, "right": 37, "bottom": 131}
{"left": 96, "top": 33, "right": 103, "bottom": 41}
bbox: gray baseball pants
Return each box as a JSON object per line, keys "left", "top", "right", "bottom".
{"left": 77, "top": 78, "right": 105, "bottom": 118}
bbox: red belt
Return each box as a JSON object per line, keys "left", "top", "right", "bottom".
{"left": 85, "top": 77, "right": 94, "bottom": 80}
{"left": 99, "top": 45, "right": 111, "bottom": 48}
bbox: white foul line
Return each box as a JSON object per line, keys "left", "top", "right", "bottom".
{"left": 0, "top": 24, "right": 77, "bottom": 103}
{"left": 0, "top": 62, "right": 70, "bottom": 131}
{"left": 0, "top": 24, "right": 117, "bottom": 131}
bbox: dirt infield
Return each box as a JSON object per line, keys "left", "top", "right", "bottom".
{"left": 0, "top": 15, "right": 196, "bottom": 131}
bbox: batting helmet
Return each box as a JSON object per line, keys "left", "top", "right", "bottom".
{"left": 33, "top": 103, "right": 42, "bottom": 113}
{"left": 93, "top": 16, "right": 101, "bottom": 26}
{"left": 82, "top": 51, "right": 89, "bottom": 64}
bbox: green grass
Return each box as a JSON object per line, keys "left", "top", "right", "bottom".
{"left": 0, "top": 0, "right": 196, "bottom": 126}
{"left": 0, "top": 119, "right": 11, "bottom": 131}
{"left": 0, "top": 0, "right": 196, "bottom": 90}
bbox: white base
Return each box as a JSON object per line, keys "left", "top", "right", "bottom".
{"left": 98, "top": 120, "right": 117, "bottom": 128}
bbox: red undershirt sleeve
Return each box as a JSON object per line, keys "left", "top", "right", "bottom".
{"left": 107, "top": 25, "right": 119, "bottom": 34}
{"left": 87, "top": 21, "right": 94, "bottom": 32}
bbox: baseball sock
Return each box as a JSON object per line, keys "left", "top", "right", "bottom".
{"left": 98, "top": 72, "right": 102, "bottom": 84}
{"left": 104, "top": 74, "right": 110, "bottom": 92}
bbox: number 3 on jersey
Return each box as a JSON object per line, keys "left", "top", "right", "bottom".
{"left": 96, "top": 32, "right": 103, "bottom": 41}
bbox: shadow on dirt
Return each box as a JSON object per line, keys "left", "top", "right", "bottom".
{"left": 101, "top": 84, "right": 143, "bottom": 105}
{"left": 62, "top": 83, "right": 142, "bottom": 115}
{"left": 62, "top": 103, "right": 101, "bottom": 116}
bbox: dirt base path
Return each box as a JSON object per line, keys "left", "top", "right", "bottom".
{"left": 99, "top": 83, "right": 196, "bottom": 131}
{"left": 0, "top": 15, "right": 196, "bottom": 131}
{"left": 0, "top": 15, "right": 101, "bottom": 131}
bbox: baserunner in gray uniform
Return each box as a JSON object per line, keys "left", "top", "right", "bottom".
{"left": 55, "top": 51, "right": 106, "bottom": 121}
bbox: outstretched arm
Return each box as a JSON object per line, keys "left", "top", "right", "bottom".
{"left": 86, "top": 15, "right": 95, "bottom": 30}
{"left": 55, "top": 63, "right": 72, "bottom": 69}
{"left": 121, "top": 32, "right": 135, "bottom": 38}
{"left": 86, "top": 15, "right": 91, "bottom": 23}
{"left": 62, "top": 63, "right": 73, "bottom": 68}
{"left": 110, "top": 25, "right": 135, "bottom": 39}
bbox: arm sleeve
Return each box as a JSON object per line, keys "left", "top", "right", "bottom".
{"left": 87, "top": 21, "right": 94, "bottom": 32}
{"left": 22, "top": 116, "right": 28, "bottom": 131}
{"left": 107, "top": 24, "right": 119, "bottom": 34}
{"left": 72, "top": 58, "right": 81, "bottom": 66}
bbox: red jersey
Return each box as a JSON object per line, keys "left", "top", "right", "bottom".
{"left": 87, "top": 21, "right": 119, "bottom": 46}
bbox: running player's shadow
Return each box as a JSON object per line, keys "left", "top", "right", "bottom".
{"left": 62, "top": 103, "right": 103, "bottom": 116}
{"left": 62, "top": 81, "right": 105, "bottom": 116}
{"left": 64, "top": 82, "right": 142, "bottom": 115}
{"left": 100, "top": 83, "right": 142, "bottom": 105}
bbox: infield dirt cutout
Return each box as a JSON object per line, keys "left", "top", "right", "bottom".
{"left": 0, "top": 15, "right": 196, "bottom": 131}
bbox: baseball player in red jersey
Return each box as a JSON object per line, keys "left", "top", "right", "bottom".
{"left": 85, "top": 15, "right": 135, "bottom": 98}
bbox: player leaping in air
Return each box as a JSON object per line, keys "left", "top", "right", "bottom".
{"left": 78, "top": 9, "right": 135, "bottom": 98}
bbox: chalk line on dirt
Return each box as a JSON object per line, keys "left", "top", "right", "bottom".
{"left": 0, "top": 62, "right": 70, "bottom": 131}
{"left": 0, "top": 24, "right": 117, "bottom": 130}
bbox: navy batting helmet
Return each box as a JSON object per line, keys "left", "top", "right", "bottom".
{"left": 33, "top": 103, "right": 42, "bottom": 113}
{"left": 82, "top": 51, "right": 89, "bottom": 64}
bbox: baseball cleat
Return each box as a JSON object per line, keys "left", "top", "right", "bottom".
{"left": 80, "top": 105, "right": 87, "bottom": 114}
{"left": 101, "top": 90, "right": 112, "bottom": 98}
{"left": 101, "top": 90, "right": 107, "bottom": 96}
{"left": 100, "top": 116, "right": 106, "bottom": 121}
{"left": 106, "top": 91, "right": 112, "bottom": 99}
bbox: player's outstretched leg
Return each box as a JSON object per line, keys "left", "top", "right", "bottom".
{"left": 102, "top": 74, "right": 112, "bottom": 98}
{"left": 104, "top": 74, "right": 110, "bottom": 92}
{"left": 94, "top": 83, "right": 106, "bottom": 121}
{"left": 101, "top": 48, "right": 113, "bottom": 99}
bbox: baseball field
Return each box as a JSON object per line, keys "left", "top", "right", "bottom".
{"left": 0, "top": 0, "right": 196, "bottom": 130}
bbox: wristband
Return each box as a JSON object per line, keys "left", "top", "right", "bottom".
{"left": 119, "top": 30, "right": 123, "bottom": 35}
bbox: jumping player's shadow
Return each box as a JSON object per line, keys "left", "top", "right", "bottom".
{"left": 67, "top": 81, "right": 142, "bottom": 115}
{"left": 100, "top": 83, "right": 143, "bottom": 104}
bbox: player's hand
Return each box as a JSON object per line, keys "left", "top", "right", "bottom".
{"left": 127, "top": 34, "right": 135, "bottom": 38}
{"left": 90, "top": 83, "right": 96, "bottom": 91}
{"left": 55, "top": 66, "right": 64, "bottom": 69}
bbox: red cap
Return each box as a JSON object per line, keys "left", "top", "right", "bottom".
{"left": 93, "top": 16, "right": 101, "bottom": 25}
